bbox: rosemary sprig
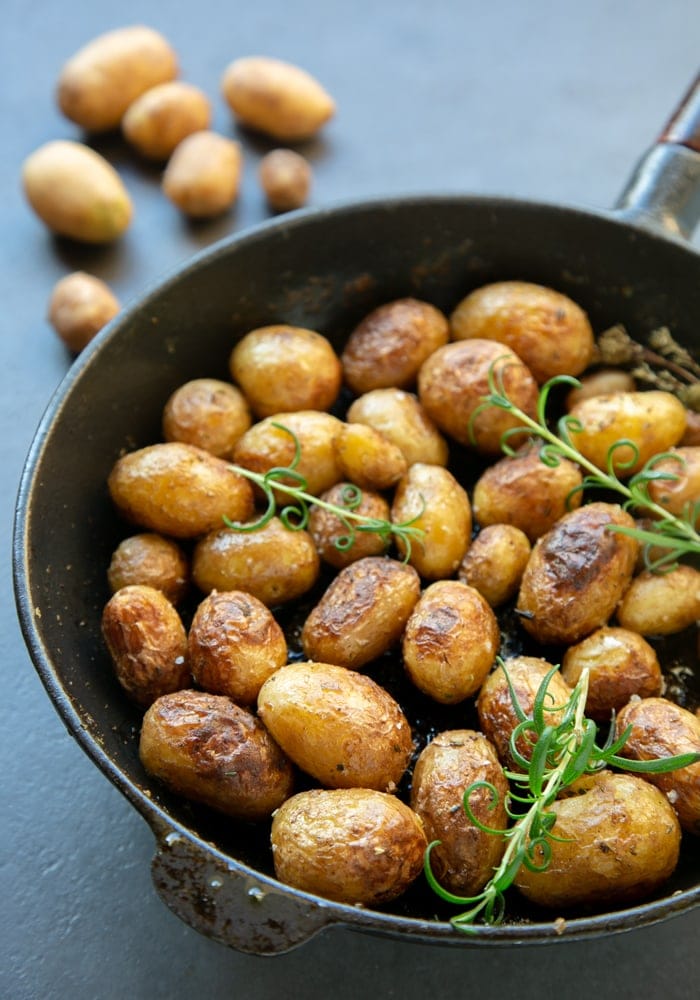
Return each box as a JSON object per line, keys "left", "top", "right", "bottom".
{"left": 223, "top": 422, "right": 424, "bottom": 560}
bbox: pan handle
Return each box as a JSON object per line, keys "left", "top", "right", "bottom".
{"left": 614, "top": 73, "right": 700, "bottom": 239}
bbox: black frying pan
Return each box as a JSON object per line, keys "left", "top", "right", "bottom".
{"left": 13, "top": 75, "right": 700, "bottom": 955}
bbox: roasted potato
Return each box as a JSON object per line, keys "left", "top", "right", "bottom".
{"left": 458, "top": 524, "right": 531, "bottom": 607}
{"left": 565, "top": 368, "right": 636, "bottom": 408}
{"left": 47, "top": 271, "right": 120, "bottom": 352}
{"left": 308, "top": 482, "right": 391, "bottom": 568}
{"left": 162, "top": 131, "right": 243, "bottom": 218}
{"left": 333, "top": 422, "right": 408, "bottom": 491}
{"left": 346, "top": 388, "right": 449, "bottom": 467}
{"left": 162, "top": 378, "right": 251, "bottom": 458}
{"left": 616, "top": 565, "right": 700, "bottom": 636}
{"left": 645, "top": 447, "right": 700, "bottom": 521}
{"left": 107, "top": 533, "right": 189, "bottom": 605}
{"left": 122, "top": 81, "right": 211, "bottom": 160}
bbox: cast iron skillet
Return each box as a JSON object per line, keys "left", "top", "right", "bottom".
{"left": 13, "top": 76, "right": 700, "bottom": 955}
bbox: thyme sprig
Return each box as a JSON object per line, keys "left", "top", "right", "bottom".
{"left": 223, "top": 422, "right": 424, "bottom": 560}
{"left": 425, "top": 662, "right": 700, "bottom": 932}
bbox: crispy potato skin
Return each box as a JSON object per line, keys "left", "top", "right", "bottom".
{"left": 140, "top": 689, "right": 293, "bottom": 820}
{"left": 257, "top": 661, "right": 413, "bottom": 790}
{"left": 301, "top": 556, "right": 420, "bottom": 669}
{"left": 271, "top": 788, "right": 426, "bottom": 905}
{"left": 346, "top": 388, "right": 449, "bottom": 467}
{"left": 411, "top": 730, "right": 508, "bottom": 895}
{"left": 333, "top": 422, "right": 407, "bottom": 491}
{"left": 514, "top": 772, "right": 681, "bottom": 908}
{"left": 458, "top": 524, "right": 531, "bottom": 607}
{"left": 615, "top": 698, "right": 700, "bottom": 835}
{"left": 101, "top": 585, "right": 190, "bottom": 706}
{"left": 616, "top": 565, "right": 700, "bottom": 636}
{"left": 646, "top": 447, "right": 700, "bottom": 521}
{"left": 516, "top": 502, "right": 639, "bottom": 645}
{"left": 108, "top": 533, "right": 189, "bottom": 605}
{"left": 162, "top": 131, "right": 243, "bottom": 218}
{"left": 162, "top": 378, "right": 252, "bottom": 458}
{"left": 122, "top": 81, "right": 211, "bottom": 160}
{"left": 308, "top": 483, "right": 390, "bottom": 568}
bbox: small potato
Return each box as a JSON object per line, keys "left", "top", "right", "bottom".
{"left": 565, "top": 369, "right": 636, "bottom": 409}
{"left": 188, "top": 590, "right": 287, "bottom": 705}
{"left": 192, "top": 517, "right": 319, "bottom": 605}
{"left": 108, "top": 442, "right": 253, "bottom": 539}
{"left": 57, "top": 25, "right": 178, "bottom": 132}
{"left": 616, "top": 697, "right": 700, "bottom": 834}
{"left": 402, "top": 581, "right": 499, "bottom": 704}
{"left": 22, "top": 140, "right": 132, "bottom": 243}
{"left": 107, "top": 533, "right": 189, "bottom": 605}
{"left": 48, "top": 271, "right": 120, "bottom": 352}
{"left": 258, "top": 661, "right": 414, "bottom": 790}
{"left": 472, "top": 444, "right": 583, "bottom": 543}
{"left": 517, "top": 502, "right": 639, "bottom": 646}
{"left": 221, "top": 56, "right": 335, "bottom": 141}
{"left": 122, "top": 81, "right": 212, "bottom": 160}
{"left": 162, "top": 131, "right": 243, "bottom": 218}
{"left": 568, "top": 391, "right": 687, "bottom": 476}
{"left": 341, "top": 298, "right": 449, "bottom": 394}
{"left": 259, "top": 149, "right": 312, "bottom": 211}
{"left": 162, "top": 378, "right": 252, "bottom": 458}
{"left": 229, "top": 325, "right": 342, "bottom": 418}
{"left": 301, "top": 556, "right": 420, "bottom": 669}
{"left": 308, "top": 483, "right": 391, "bottom": 568}
{"left": 391, "top": 463, "right": 472, "bottom": 579}
{"left": 417, "top": 339, "right": 538, "bottom": 455}
{"left": 616, "top": 565, "right": 700, "bottom": 636}
{"left": 458, "top": 524, "right": 531, "bottom": 608}
{"left": 101, "top": 584, "right": 190, "bottom": 706}
{"left": 271, "top": 788, "right": 426, "bottom": 905}
{"left": 333, "top": 422, "right": 408, "bottom": 491}
{"left": 646, "top": 447, "right": 700, "bottom": 522}
{"left": 140, "top": 689, "right": 293, "bottom": 821}
{"left": 346, "top": 388, "right": 449, "bottom": 468}
{"left": 680, "top": 408, "right": 700, "bottom": 446}
{"left": 411, "top": 730, "right": 508, "bottom": 895}
{"left": 561, "top": 627, "right": 662, "bottom": 720}
{"left": 514, "top": 771, "right": 681, "bottom": 908}
{"left": 449, "top": 280, "right": 595, "bottom": 384}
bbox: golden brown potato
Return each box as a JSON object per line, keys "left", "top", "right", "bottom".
{"left": 229, "top": 325, "right": 342, "bottom": 418}
{"left": 514, "top": 771, "right": 681, "bottom": 908}
{"left": 616, "top": 565, "right": 700, "bottom": 636}
{"left": 341, "top": 298, "right": 449, "bottom": 394}
{"left": 472, "top": 444, "right": 583, "bottom": 542}
{"left": 122, "top": 81, "right": 211, "bottom": 160}
{"left": 517, "top": 502, "right": 639, "bottom": 645}
{"left": 561, "top": 627, "right": 662, "bottom": 720}
{"left": 450, "top": 280, "right": 594, "bottom": 384}
{"left": 346, "top": 388, "right": 449, "bottom": 467}
{"left": 257, "top": 661, "right": 413, "bottom": 790}
{"left": 645, "top": 447, "right": 700, "bottom": 521}
{"left": 140, "top": 689, "right": 293, "bottom": 820}
{"left": 258, "top": 148, "right": 312, "bottom": 211}
{"left": 57, "top": 25, "right": 178, "bottom": 132}
{"left": 101, "top": 584, "right": 190, "bottom": 706}
{"left": 565, "top": 369, "right": 636, "bottom": 409}
{"left": 188, "top": 590, "right": 287, "bottom": 704}
{"left": 22, "top": 141, "right": 132, "bottom": 243}
{"left": 308, "top": 482, "right": 390, "bottom": 568}
{"left": 221, "top": 56, "right": 335, "bottom": 141}
{"left": 162, "top": 378, "right": 252, "bottom": 458}
{"left": 615, "top": 698, "right": 700, "bottom": 835}
{"left": 162, "top": 131, "right": 243, "bottom": 218}
{"left": 301, "top": 556, "right": 420, "bottom": 669}
{"left": 417, "top": 339, "right": 538, "bottom": 455}
{"left": 680, "top": 408, "right": 700, "bottom": 446}
{"left": 192, "top": 517, "right": 319, "bottom": 605}
{"left": 391, "top": 463, "right": 472, "bottom": 579}
{"left": 411, "top": 730, "right": 508, "bottom": 895}
{"left": 402, "top": 581, "right": 499, "bottom": 704}
{"left": 107, "top": 533, "right": 189, "bottom": 605}
{"left": 48, "top": 271, "right": 120, "bottom": 352}
{"left": 458, "top": 524, "right": 531, "bottom": 607}
{"left": 271, "top": 788, "right": 426, "bottom": 904}
{"left": 333, "top": 422, "right": 408, "bottom": 491}
{"left": 108, "top": 442, "right": 253, "bottom": 539}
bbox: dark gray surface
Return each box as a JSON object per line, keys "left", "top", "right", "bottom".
{"left": 2, "top": 2, "right": 699, "bottom": 997}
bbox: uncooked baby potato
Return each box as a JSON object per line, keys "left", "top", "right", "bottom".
{"left": 48, "top": 271, "right": 120, "bottom": 352}
{"left": 162, "top": 131, "right": 243, "bottom": 218}
{"left": 122, "top": 81, "right": 212, "bottom": 160}
{"left": 258, "top": 149, "right": 312, "bottom": 211}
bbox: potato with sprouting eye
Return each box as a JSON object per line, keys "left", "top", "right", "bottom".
{"left": 346, "top": 388, "right": 449, "bottom": 467}
{"left": 162, "top": 378, "right": 252, "bottom": 458}
{"left": 108, "top": 533, "right": 189, "bottom": 605}
{"left": 458, "top": 524, "right": 531, "bottom": 607}
{"left": 333, "top": 422, "right": 408, "bottom": 491}
{"left": 616, "top": 564, "right": 700, "bottom": 636}
{"left": 308, "top": 482, "right": 391, "bottom": 568}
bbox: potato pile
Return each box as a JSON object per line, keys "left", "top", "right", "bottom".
{"left": 102, "top": 280, "right": 700, "bottom": 915}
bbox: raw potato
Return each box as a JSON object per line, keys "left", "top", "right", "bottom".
{"left": 22, "top": 140, "right": 132, "bottom": 243}
{"left": 565, "top": 368, "right": 636, "bottom": 408}
{"left": 341, "top": 298, "right": 450, "bottom": 394}
{"left": 308, "top": 483, "right": 391, "bottom": 568}
{"left": 57, "top": 25, "right": 178, "bottom": 132}
{"left": 301, "top": 556, "right": 420, "bottom": 669}
{"left": 514, "top": 771, "right": 681, "bottom": 908}
{"left": 616, "top": 565, "right": 700, "bottom": 636}
{"left": 229, "top": 325, "right": 342, "bottom": 418}
{"left": 646, "top": 447, "right": 700, "bottom": 521}
{"left": 107, "top": 533, "right": 189, "bottom": 605}
{"left": 162, "top": 131, "right": 243, "bottom": 218}
{"left": 449, "top": 280, "right": 595, "bottom": 383}
{"left": 458, "top": 524, "right": 531, "bottom": 607}
{"left": 257, "top": 661, "right": 413, "bottom": 790}
{"left": 615, "top": 698, "right": 700, "bottom": 835}
{"left": 517, "top": 502, "right": 639, "bottom": 645}
{"left": 402, "top": 581, "right": 500, "bottom": 704}
{"left": 333, "top": 422, "right": 408, "bottom": 491}
{"left": 108, "top": 442, "right": 253, "bottom": 539}
{"left": 346, "top": 388, "right": 449, "bottom": 467}
{"left": 162, "top": 378, "right": 251, "bottom": 458}
{"left": 48, "top": 271, "right": 120, "bottom": 352}
{"left": 411, "top": 730, "right": 508, "bottom": 895}
{"left": 140, "top": 689, "right": 293, "bottom": 820}
{"left": 122, "top": 81, "right": 212, "bottom": 160}
{"left": 271, "top": 788, "right": 426, "bottom": 905}
{"left": 221, "top": 56, "right": 335, "bottom": 140}
{"left": 101, "top": 584, "right": 190, "bottom": 707}
{"left": 188, "top": 590, "right": 287, "bottom": 704}
{"left": 259, "top": 149, "right": 312, "bottom": 211}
